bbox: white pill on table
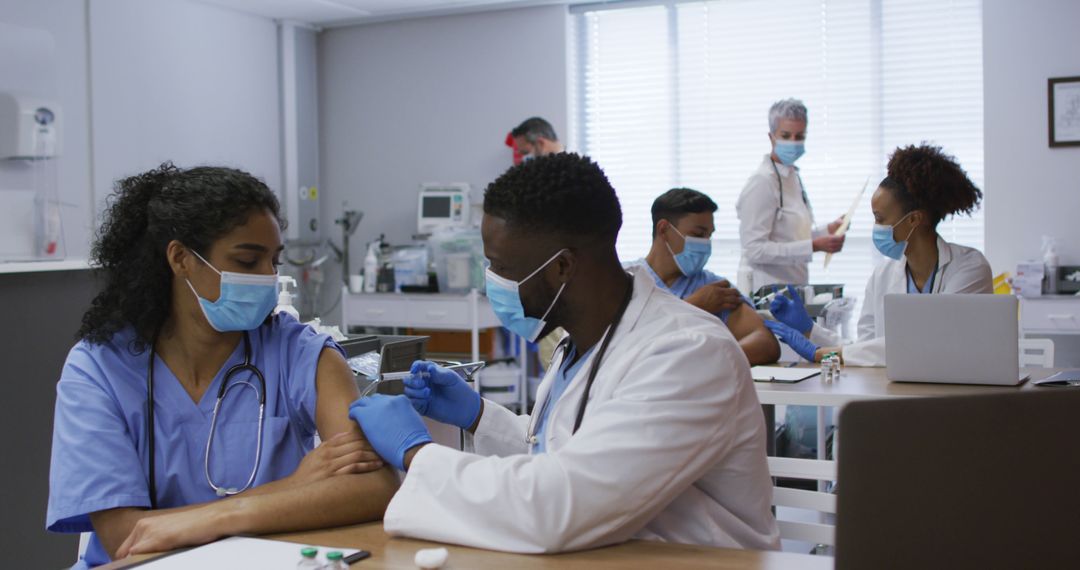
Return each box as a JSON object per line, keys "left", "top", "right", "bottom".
{"left": 414, "top": 547, "right": 449, "bottom": 569}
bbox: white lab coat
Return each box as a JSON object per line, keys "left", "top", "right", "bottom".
{"left": 383, "top": 267, "right": 779, "bottom": 553}
{"left": 736, "top": 154, "right": 826, "bottom": 291}
{"left": 809, "top": 236, "right": 993, "bottom": 366}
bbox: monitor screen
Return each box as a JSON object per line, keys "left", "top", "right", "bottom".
{"left": 422, "top": 196, "right": 452, "bottom": 218}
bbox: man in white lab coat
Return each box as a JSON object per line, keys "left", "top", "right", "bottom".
{"left": 348, "top": 153, "right": 779, "bottom": 553}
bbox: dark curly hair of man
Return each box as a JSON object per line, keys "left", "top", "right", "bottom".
{"left": 482, "top": 152, "right": 622, "bottom": 245}
{"left": 651, "top": 187, "right": 718, "bottom": 238}
{"left": 78, "top": 163, "right": 283, "bottom": 351}
{"left": 880, "top": 144, "right": 982, "bottom": 226}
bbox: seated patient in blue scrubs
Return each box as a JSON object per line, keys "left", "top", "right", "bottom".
{"left": 47, "top": 164, "right": 398, "bottom": 568}
{"left": 627, "top": 188, "right": 780, "bottom": 365}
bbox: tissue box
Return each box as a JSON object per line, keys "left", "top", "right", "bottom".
{"left": 1057, "top": 266, "right": 1080, "bottom": 294}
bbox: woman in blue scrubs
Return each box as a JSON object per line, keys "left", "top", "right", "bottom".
{"left": 47, "top": 164, "right": 398, "bottom": 568}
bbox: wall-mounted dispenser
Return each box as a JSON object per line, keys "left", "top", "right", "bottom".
{"left": 0, "top": 92, "right": 61, "bottom": 159}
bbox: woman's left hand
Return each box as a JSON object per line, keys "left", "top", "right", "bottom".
{"left": 115, "top": 505, "right": 237, "bottom": 559}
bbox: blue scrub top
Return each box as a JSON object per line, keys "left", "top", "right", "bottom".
{"left": 626, "top": 259, "right": 752, "bottom": 323}
{"left": 906, "top": 266, "right": 938, "bottom": 294}
{"left": 47, "top": 314, "right": 341, "bottom": 569}
{"left": 532, "top": 343, "right": 594, "bottom": 454}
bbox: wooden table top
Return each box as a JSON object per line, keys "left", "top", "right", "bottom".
{"left": 99, "top": 522, "right": 833, "bottom": 569}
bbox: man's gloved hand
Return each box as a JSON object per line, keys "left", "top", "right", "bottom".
{"left": 769, "top": 284, "right": 815, "bottom": 334}
{"left": 348, "top": 394, "right": 432, "bottom": 471}
{"left": 765, "top": 319, "right": 820, "bottom": 362}
{"left": 402, "top": 361, "right": 481, "bottom": 429}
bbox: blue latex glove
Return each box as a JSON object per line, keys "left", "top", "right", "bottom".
{"left": 765, "top": 319, "right": 820, "bottom": 362}
{"left": 348, "top": 394, "right": 432, "bottom": 471}
{"left": 769, "top": 284, "right": 815, "bottom": 334}
{"left": 402, "top": 360, "right": 481, "bottom": 430}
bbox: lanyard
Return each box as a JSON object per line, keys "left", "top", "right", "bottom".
{"left": 528, "top": 273, "right": 634, "bottom": 447}
{"left": 906, "top": 261, "right": 941, "bottom": 294}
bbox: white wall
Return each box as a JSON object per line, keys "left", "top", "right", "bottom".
{"left": 0, "top": 0, "right": 93, "bottom": 259}
{"left": 89, "top": 0, "right": 282, "bottom": 207}
{"left": 0, "top": 1, "right": 285, "bottom": 566}
{"left": 983, "top": 0, "right": 1080, "bottom": 274}
{"left": 318, "top": 4, "right": 569, "bottom": 294}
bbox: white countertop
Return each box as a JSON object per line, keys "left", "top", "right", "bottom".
{"left": 0, "top": 258, "right": 91, "bottom": 274}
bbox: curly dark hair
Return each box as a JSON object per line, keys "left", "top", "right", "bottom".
{"left": 880, "top": 144, "right": 982, "bottom": 226}
{"left": 482, "top": 152, "right": 622, "bottom": 244}
{"left": 78, "top": 163, "right": 283, "bottom": 351}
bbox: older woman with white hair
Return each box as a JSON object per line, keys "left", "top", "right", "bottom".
{"left": 736, "top": 98, "right": 845, "bottom": 292}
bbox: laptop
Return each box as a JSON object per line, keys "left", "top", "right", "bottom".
{"left": 835, "top": 391, "right": 1080, "bottom": 569}
{"left": 884, "top": 294, "right": 1026, "bottom": 385}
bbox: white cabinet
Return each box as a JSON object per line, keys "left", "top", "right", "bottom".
{"left": 1020, "top": 296, "right": 1080, "bottom": 335}
{"left": 1020, "top": 296, "right": 1080, "bottom": 368}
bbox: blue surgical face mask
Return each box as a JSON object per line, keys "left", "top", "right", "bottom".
{"left": 186, "top": 249, "right": 278, "bottom": 332}
{"left": 773, "top": 140, "right": 805, "bottom": 166}
{"left": 872, "top": 212, "right": 916, "bottom": 260}
{"left": 665, "top": 226, "right": 712, "bottom": 276}
{"left": 484, "top": 249, "right": 567, "bottom": 342}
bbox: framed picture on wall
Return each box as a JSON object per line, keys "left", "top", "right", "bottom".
{"left": 1049, "top": 76, "right": 1080, "bottom": 147}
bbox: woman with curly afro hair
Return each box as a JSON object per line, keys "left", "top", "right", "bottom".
{"left": 766, "top": 144, "right": 992, "bottom": 366}
{"left": 47, "top": 164, "right": 397, "bottom": 568}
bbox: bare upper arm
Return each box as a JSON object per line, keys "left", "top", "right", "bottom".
{"left": 724, "top": 303, "right": 765, "bottom": 340}
{"left": 314, "top": 347, "right": 363, "bottom": 440}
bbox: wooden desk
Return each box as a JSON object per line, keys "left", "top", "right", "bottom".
{"left": 99, "top": 522, "right": 831, "bottom": 569}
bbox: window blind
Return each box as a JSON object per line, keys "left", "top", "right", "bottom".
{"left": 573, "top": 0, "right": 983, "bottom": 314}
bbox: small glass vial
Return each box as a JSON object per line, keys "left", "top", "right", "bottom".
{"left": 821, "top": 353, "right": 838, "bottom": 383}
{"left": 297, "top": 547, "right": 320, "bottom": 569}
{"left": 830, "top": 352, "right": 842, "bottom": 382}
{"left": 323, "top": 551, "right": 348, "bottom": 570}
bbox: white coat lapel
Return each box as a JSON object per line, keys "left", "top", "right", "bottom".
{"left": 535, "top": 269, "right": 657, "bottom": 451}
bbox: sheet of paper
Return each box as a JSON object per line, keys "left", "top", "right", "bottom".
{"left": 751, "top": 366, "right": 821, "bottom": 383}
{"left": 131, "top": 536, "right": 361, "bottom": 569}
{"left": 824, "top": 177, "right": 869, "bottom": 269}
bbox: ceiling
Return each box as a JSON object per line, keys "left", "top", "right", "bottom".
{"left": 193, "top": 0, "right": 592, "bottom": 27}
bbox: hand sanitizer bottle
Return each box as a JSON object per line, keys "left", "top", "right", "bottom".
{"left": 275, "top": 276, "right": 300, "bottom": 320}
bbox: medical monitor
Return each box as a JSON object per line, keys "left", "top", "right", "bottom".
{"left": 417, "top": 183, "right": 470, "bottom": 234}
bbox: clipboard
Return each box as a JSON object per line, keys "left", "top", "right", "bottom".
{"left": 751, "top": 366, "right": 821, "bottom": 383}
{"left": 124, "top": 537, "right": 364, "bottom": 568}
{"left": 1033, "top": 369, "right": 1080, "bottom": 387}
{"left": 824, "top": 177, "right": 869, "bottom": 269}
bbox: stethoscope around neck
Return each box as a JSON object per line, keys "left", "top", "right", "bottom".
{"left": 770, "top": 159, "right": 811, "bottom": 219}
{"left": 145, "top": 331, "right": 267, "bottom": 508}
{"left": 525, "top": 272, "right": 634, "bottom": 449}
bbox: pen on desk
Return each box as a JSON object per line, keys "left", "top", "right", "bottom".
{"left": 343, "top": 550, "right": 371, "bottom": 564}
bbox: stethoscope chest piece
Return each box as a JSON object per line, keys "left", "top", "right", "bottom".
{"left": 146, "top": 331, "right": 268, "bottom": 507}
